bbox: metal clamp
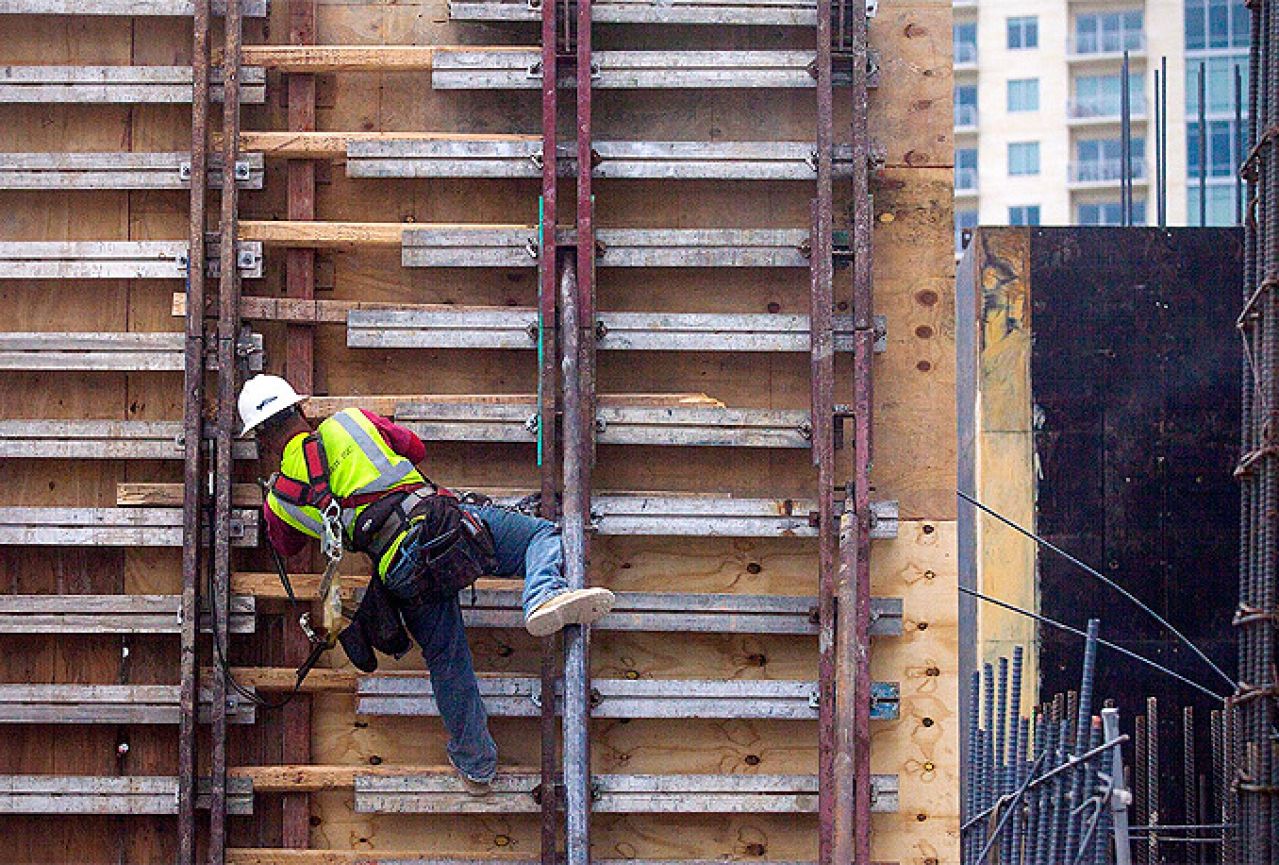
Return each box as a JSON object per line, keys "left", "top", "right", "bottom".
{"left": 524, "top": 238, "right": 540, "bottom": 260}
{"left": 530, "top": 150, "right": 544, "bottom": 170}
{"left": 527, "top": 60, "right": 543, "bottom": 79}
{"left": 524, "top": 414, "right": 540, "bottom": 435}
{"left": 526, "top": 321, "right": 540, "bottom": 342}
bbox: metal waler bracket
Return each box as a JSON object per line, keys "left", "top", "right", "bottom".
{"left": 524, "top": 414, "right": 540, "bottom": 436}
{"left": 527, "top": 60, "right": 543, "bottom": 78}
{"left": 178, "top": 161, "right": 194, "bottom": 181}
{"left": 233, "top": 160, "right": 252, "bottom": 182}
{"left": 530, "top": 150, "right": 544, "bottom": 169}
{"left": 865, "top": 0, "right": 878, "bottom": 18}
{"left": 873, "top": 314, "right": 888, "bottom": 353}
{"left": 525, "top": 237, "right": 540, "bottom": 260}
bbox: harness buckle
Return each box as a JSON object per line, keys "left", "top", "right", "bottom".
{"left": 320, "top": 499, "right": 344, "bottom": 563}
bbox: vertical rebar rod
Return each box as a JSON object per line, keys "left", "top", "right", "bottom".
{"left": 966, "top": 669, "right": 981, "bottom": 863}
{"left": 1066, "top": 620, "right": 1101, "bottom": 862}
{"left": 1211, "top": 708, "right": 1224, "bottom": 865}
{"left": 1184, "top": 706, "right": 1197, "bottom": 865}
{"left": 1048, "top": 718, "right": 1070, "bottom": 859}
{"left": 537, "top": 0, "right": 561, "bottom": 859}
{"left": 1146, "top": 697, "right": 1159, "bottom": 865}
{"left": 178, "top": 0, "right": 211, "bottom": 858}
{"left": 1134, "top": 715, "right": 1148, "bottom": 865}
{"left": 1005, "top": 648, "right": 1024, "bottom": 864}
{"left": 1237, "top": 64, "right": 1245, "bottom": 226}
{"left": 1032, "top": 712, "right": 1058, "bottom": 865}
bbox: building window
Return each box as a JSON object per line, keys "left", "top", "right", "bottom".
{"left": 1187, "top": 120, "right": 1244, "bottom": 178}
{"left": 1073, "top": 137, "right": 1146, "bottom": 181}
{"left": 955, "top": 22, "right": 977, "bottom": 64}
{"left": 956, "top": 209, "right": 979, "bottom": 251}
{"left": 1186, "top": 183, "right": 1240, "bottom": 225}
{"left": 1074, "top": 10, "right": 1144, "bottom": 54}
{"left": 1009, "top": 205, "right": 1041, "bottom": 225}
{"left": 1185, "top": 0, "right": 1249, "bottom": 50}
{"left": 1072, "top": 73, "right": 1144, "bottom": 118}
{"left": 1008, "top": 78, "right": 1040, "bottom": 112}
{"left": 1186, "top": 56, "right": 1249, "bottom": 116}
{"left": 1007, "top": 16, "right": 1038, "bottom": 49}
{"left": 1008, "top": 142, "right": 1041, "bottom": 176}
{"left": 956, "top": 148, "right": 978, "bottom": 190}
{"left": 956, "top": 84, "right": 979, "bottom": 127}
{"left": 1078, "top": 200, "right": 1147, "bottom": 225}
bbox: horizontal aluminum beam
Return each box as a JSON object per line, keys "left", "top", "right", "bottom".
{"left": 0, "top": 152, "right": 264, "bottom": 190}
{"left": 0, "top": 0, "right": 267, "bottom": 15}
{"left": 0, "top": 66, "right": 266, "bottom": 103}
{"left": 453, "top": 587, "right": 903, "bottom": 636}
{"left": 0, "top": 594, "right": 255, "bottom": 635}
{"left": 348, "top": 309, "right": 863, "bottom": 353}
{"left": 0, "top": 775, "right": 253, "bottom": 815}
{"left": 449, "top": 0, "right": 818, "bottom": 25}
{"left": 402, "top": 227, "right": 810, "bottom": 268}
{"left": 396, "top": 402, "right": 813, "bottom": 448}
{"left": 356, "top": 772, "right": 898, "bottom": 814}
{"left": 0, "top": 332, "right": 263, "bottom": 372}
{"left": 357, "top": 675, "right": 899, "bottom": 721}
{"left": 433, "top": 50, "right": 826, "bottom": 90}
{"left": 0, "top": 420, "right": 256, "bottom": 460}
{"left": 584, "top": 496, "right": 899, "bottom": 538}
{"left": 0, "top": 240, "right": 264, "bottom": 279}
{"left": 0, "top": 507, "right": 259, "bottom": 547}
{"left": 0, "top": 684, "right": 256, "bottom": 725}
{"left": 347, "top": 139, "right": 856, "bottom": 181}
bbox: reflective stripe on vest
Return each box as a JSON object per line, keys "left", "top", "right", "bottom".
{"left": 267, "top": 409, "right": 426, "bottom": 573}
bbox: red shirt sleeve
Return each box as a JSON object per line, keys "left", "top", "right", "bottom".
{"left": 263, "top": 500, "right": 309, "bottom": 558}
{"left": 361, "top": 409, "right": 426, "bottom": 464}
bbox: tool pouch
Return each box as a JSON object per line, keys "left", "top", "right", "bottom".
{"left": 338, "top": 574, "right": 411, "bottom": 673}
{"left": 397, "top": 495, "right": 499, "bottom": 603}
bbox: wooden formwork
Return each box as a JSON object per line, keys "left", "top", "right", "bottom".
{"left": 0, "top": 0, "right": 955, "bottom": 861}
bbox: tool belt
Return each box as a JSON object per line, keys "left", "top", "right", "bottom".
{"left": 388, "top": 491, "right": 499, "bottom": 604}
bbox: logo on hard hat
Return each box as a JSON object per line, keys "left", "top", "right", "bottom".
{"left": 256, "top": 396, "right": 277, "bottom": 411}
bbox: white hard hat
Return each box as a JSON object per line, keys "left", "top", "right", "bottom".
{"left": 238, "top": 374, "right": 306, "bottom": 436}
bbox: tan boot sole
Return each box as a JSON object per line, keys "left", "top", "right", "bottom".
{"left": 525, "top": 587, "right": 616, "bottom": 637}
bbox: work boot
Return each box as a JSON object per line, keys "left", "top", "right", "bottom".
{"left": 525, "top": 587, "right": 616, "bottom": 637}
{"left": 449, "top": 757, "right": 493, "bottom": 797}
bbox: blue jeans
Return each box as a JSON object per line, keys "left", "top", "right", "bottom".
{"left": 381, "top": 503, "right": 568, "bottom": 782}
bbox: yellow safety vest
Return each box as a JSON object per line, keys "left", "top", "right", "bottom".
{"left": 266, "top": 408, "right": 426, "bottom": 577}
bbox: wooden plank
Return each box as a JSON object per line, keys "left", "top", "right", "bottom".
{"left": 236, "top": 45, "right": 448, "bottom": 71}
{"left": 0, "top": 508, "right": 259, "bottom": 547}
{"left": 0, "top": 66, "right": 266, "bottom": 103}
{"left": 117, "top": 482, "right": 261, "bottom": 508}
{"left": 0, "top": 420, "right": 256, "bottom": 460}
{"left": 0, "top": 152, "right": 265, "bottom": 190}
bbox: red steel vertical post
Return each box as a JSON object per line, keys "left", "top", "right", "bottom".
{"left": 812, "top": 0, "right": 837, "bottom": 859}
{"left": 210, "top": 0, "right": 244, "bottom": 858}
{"left": 282, "top": 0, "right": 318, "bottom": 847}
{"left": 179, "top": 0, "right": 212, "bottom": 859}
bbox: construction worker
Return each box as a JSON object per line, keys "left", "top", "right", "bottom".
{"left": 237, "top": 374, "right": 615, "bottom": 795}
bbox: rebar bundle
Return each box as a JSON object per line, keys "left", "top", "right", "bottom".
{"left": 1237, "top": 0, "right": 1279, "bottom": 859}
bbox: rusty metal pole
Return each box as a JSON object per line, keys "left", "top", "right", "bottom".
{"left": 537, "top": 0, "right": 562, "bottom": 859}
{"left": 833, "top": 0, "right": 876, "bottom": 860}
{"left": 179, "top": 0, "right": 212, "bottom": 858}
{"left": 812, "top": 0, "right": 836, "bottom": 860}
{"left": 209, "top": 0, "right": 243, "bottom": 859}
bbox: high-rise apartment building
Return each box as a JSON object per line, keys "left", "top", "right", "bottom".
{"left": 953, "top": 0, "right": 1249, "bottom": 248}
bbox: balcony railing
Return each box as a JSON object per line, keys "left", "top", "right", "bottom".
{"left": 955, "top": 104, "right": 979, "bottom": 128}
{"left": 1068, "top": 158, "right": 1147, "bottom": 183}
{"left": 955, "top": 166, "right": 978, "bottom": 191}
{"left": 1068, "top": 32, "right": 1146, "bottom": 56}
{"left": 1067, "top": 97, "right": 1147, "bottom": 119}
{"left": 955, "top": 42, "right": 978, "bottom": 65}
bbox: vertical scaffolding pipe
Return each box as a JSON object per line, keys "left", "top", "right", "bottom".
{"left": 1104, "top": 708, "right": 1134, "bottom": 865}
{"left": 560, "top": 262, "right": 591, "bottom": 865}
{"left": 209, "top": 0, "right": 243, "bottom": 859}
{"left": 178, "top": 0, "right": 212, "bottom": 858}
{"left": 537, "top": 1, "right": 561, "bottom": 860}
{"left": 1237, "top": 64, "right": 1245, "bottom": 226}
